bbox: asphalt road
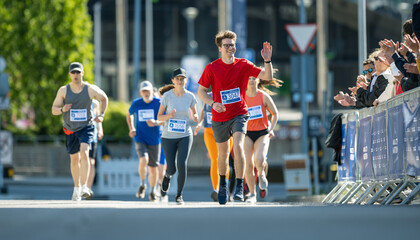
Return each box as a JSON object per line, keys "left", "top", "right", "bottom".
{"left": 1, "top": 175, "right": 419, "bottom": 240}
{"left": 0, "top": 200, "right": 419, "bottom": 240}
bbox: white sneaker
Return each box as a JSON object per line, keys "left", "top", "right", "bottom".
{"left": 160, "top": 194, "right": 168, "bottom": 203}
{"left": 258, "top": 172, "right": 268, "bottom": 190}
{"left": 72, "top": 190, "right": 81, "bottom": 201}
{"left": 246, "top": 194, "right": 257, "bottom": 203}
{"left": 81, "top": 186, "right": 93, "bottom": 199}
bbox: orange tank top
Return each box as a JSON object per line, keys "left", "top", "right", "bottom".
{"left": 245, "top": 90, "right": 269, "bottom": 131}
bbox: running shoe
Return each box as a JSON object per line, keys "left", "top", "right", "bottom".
{"left": 149, "top": 192, "right": 157, "bottom": 202}
{"left": 161, "top": 176, "right": 170, "bottom": 192}
{"left": 136, "top": 185, "right": 147, "bottom": 199}
{"left": 258, "top": 172, "right": 268, "bottom": 190}
{"left": 245, "top": 193, "right": 257, "bottom": 203}
{"left": 81, "top": 186, "right": 93, "bottom": 199}
{"left": 160, "top": 194, "right": 169, "bottom": 203}
{"left": 175, "top": 194, "right": 184, "bottom": 205}
{"left": 233, "top": 184, "right": 244, "bottom": 202}
{"left": 218, "top": 183, "right": 229, "bottom": 205}
{"left": 71, "top": 189, "right": 81, "bottom": 201}
{"left": 259, "top": 188, "right": 268, "bottom": 199}
{"left": 84, "top": 189, "right": 94, "bottom": 200}
{"left": 211, "top": 190, "right": 218, "bottom": 202}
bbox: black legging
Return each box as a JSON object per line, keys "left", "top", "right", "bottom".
{"left": 161, "top": 135, "right": 193, "bottom": 196}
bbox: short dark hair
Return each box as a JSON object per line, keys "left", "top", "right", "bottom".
{"left": 215, "top": 30, "right": 237, "bottom": 48}
{"left": 403, "top": 19, "right": 413, "bottom": 36}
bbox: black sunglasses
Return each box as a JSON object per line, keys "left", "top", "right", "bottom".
{"left": 70, "top": 70, "right": 81, "bottom": 74}
{"left": 363, "top": 68, "right": 373, "bottom": 75}
{"left": 222, "top": 44, "right": 236, "bottom": 49}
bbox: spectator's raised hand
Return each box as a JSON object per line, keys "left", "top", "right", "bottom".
{"left": 338, "top": 95, "right": 356, "bottom": 107}
{"left": 404, "top": 63, "right": 420, "bottom": 74}
{"left": 398, "top": 42, "right": 410, "bottom": 56}
{"left": 358, "top": 81, "right": 369, "bottom": 90}
{"left": 403, "top": 34, "right": 419, "bottom": 53}
{"left": 334, "top": 91, "right": 345, "bottom": 102}
{"left": 348, "top": 86, "right": 358, "bottom": 95}
{"left": 379, "top": 39, "right": 397, "bottom": 56}
{"left": 357, "top": 75, "right": 368, "bottom": 85}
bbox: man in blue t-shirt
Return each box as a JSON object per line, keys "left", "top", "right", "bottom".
{"left": 127, "top": 81, "right": 163, "bottom": 201}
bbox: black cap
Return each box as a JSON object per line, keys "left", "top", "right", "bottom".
{"left": 69, "top": 62, "right": 83, "bottom": 72}
{"left": 172, "top": 67, "right": 187, "bottom": 78}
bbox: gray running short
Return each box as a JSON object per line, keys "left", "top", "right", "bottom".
{"left": 135, "top": 142, "right": 160, "bottom": 167}
{"left": 211, "top": 114, "right": 249, "bottom": 143}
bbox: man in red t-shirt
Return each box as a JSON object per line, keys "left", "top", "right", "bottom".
{"left": 198, "top": 30, "right": 273, "bottom": 204}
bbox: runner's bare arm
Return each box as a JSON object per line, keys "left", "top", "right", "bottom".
{"left": 190, "top": 104, "right": 199, "bottom": 122}
{"left": 88, "top": 84, "right": 108, "bottom": 117}
{"left": 198, "top": 85, "right": 226, "bottom": 113}
{"left": 194, "top": 107, "right": 205, "bottom": 136}
{"left": 52, "top": 86, "right": 68, "bottom": 115}
{"left": 197, "top": 85, "right": 213, "bottom": 106}
{"left": 157, "top": 104, "right": 176, "bottom": 121}
{"left": 263, "top": 92, "right": 278, "bottom": 133}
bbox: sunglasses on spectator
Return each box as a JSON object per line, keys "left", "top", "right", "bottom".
{"left": 70, "top": 71, "right": 81, "bottom": 74}
{"left": 363, "top": 68, "right": 374, "bottom": 75}
{"left": 222, "top": 44, "right": 236, "bottom": 49}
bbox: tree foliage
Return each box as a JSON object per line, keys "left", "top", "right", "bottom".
{"left": 0, "top": 0, "right": 94, "bottom": 135}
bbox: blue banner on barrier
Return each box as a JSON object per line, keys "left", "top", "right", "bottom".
{"left": 372, "top": 111, "right": 387, "bottom": 180}
{"left": 388, "top": 105, "right": 405, "bottom": 179}
{"left": 338, "top": 123, "right": 347, "bottom": 182}
{"left": 358, "top": 116, "right": 374, "bottom": 181}
{"left": 346, "top": 121, "right": 357, "bottom": 181}
{"left": 404, "top": 97, "right": 420, "bottom": 177}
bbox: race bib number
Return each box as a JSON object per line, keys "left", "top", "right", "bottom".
{"left": 220, "top": 87, "right": 241, "bottom": 105}
{"left": 248, "top": 105, "right": 263, "bottom": 120}
{"left": 138, "top": 109, "right": 154, "bottom": 122}
{"left": 206, "top": 112, "right": 212, "bottom": 125}
{"left": 168, "top": 119, "right": 187, "bottom": 133}
{"left": 70, "top": 109, "right": 88, "bottom": 122}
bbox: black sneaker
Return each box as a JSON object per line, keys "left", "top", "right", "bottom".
{"left": 175, "top": 194, "right": 184, "bottom": 205}
{"left": 233, "top": 184, "right": 244, "bottom": 202}
{"left": 149, "top": 192, "right": 157, "bottom": 202}
{"left": 136, "top": 185, "right": 147, "bottom": 199}
{"left": 162, "top": 176, "right": 170, "bottom": 192}
{"left": 218, "top": 184, "right": 228, "bottom": 205}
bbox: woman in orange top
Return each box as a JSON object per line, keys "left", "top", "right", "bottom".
{"left": 244, "top": 76, "right": 282, "bottom": 203}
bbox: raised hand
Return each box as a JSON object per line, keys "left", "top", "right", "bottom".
{"left": 260, "top": 41, "right": 272, "bottom": 61}
{"left": 404, "top": 63, "right": 419, "bottom": 74}
{"left": 403, "top": 34, "right": 419, "bottom": 53}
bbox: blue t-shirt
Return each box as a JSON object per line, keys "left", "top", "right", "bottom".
{"left": 129, "top": 97, "right": 161, "bottom": 145}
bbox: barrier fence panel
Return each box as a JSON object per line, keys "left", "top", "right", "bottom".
{"left": 404, "top": 97, "right": 420, "bottom": 177}
{"left": 371, "top": 110, "right": 387, "bottom": 181}
{"left": 357, "top": 115, "right": 374, "bottom": 182}
{"left": 325, "top": 88, "right": 420, "bottom": 205}
{"left": 387, "top": 104, "right": 405, "bottom": 180}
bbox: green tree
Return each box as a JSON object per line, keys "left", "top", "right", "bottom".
{"left": 0, "top": 0, "right": 94, "bottom": 135}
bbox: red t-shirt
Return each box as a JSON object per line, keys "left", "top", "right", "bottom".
{"left": 199, "top": 58, "right": 262, "bottom": 122}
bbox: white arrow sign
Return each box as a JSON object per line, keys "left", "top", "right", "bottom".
{"left": 285, "top": 24, "right": 317, "bottom": 54}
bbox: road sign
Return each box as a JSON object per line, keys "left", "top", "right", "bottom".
{"left": 285, "top": 24, "right": 317, "bottom": 54}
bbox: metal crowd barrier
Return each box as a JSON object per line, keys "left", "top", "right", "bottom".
{"left": 323, "top": 87, "right": 420, "bottom": 204}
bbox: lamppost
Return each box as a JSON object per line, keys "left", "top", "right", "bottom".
{"left": 182, "top": 7, "right": 199, "bottom": 55}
